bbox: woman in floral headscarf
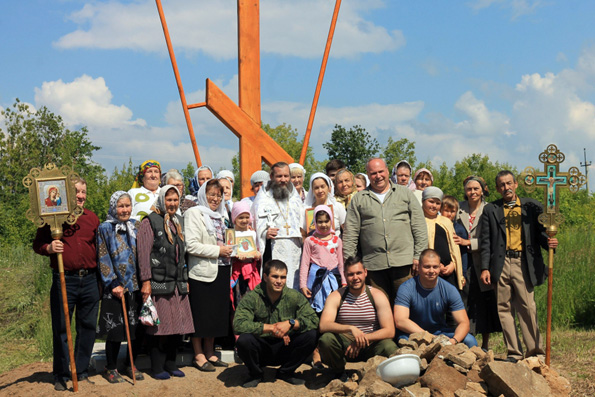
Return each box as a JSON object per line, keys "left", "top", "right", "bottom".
{"left": 128, "top": 160, "right": 161, "bottom": 221}
{"left": 96, "top": 191, "right": 144, "bottom": 383}
{"left": 137, "top": 185, "right": 194, "bottom": 379}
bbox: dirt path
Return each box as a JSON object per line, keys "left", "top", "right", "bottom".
{"left": 0, "top": 361, "right": 343, "bottom": 397}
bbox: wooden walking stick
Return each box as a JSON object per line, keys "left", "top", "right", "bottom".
{"left": 121, "top": 291, "right": 136, "bottom": 385}
{"left": 520, "top": 144, "right": 585, "bottom": 366}
{"left": 23, "top": 163, "right": 84, "bottom": 392}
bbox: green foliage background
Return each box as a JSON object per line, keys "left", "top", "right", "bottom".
{"left": 0, "top": 100, "right": 593, "bottom": 378}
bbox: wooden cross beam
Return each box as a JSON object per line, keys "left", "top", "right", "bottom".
{"left": 156, "top": 0, "right": 294, "bottom": 198}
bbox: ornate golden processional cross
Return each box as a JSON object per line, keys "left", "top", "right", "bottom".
{"left": 520, "top": 144, "right": 585, "bottom": 366}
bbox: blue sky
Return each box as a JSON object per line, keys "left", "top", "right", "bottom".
{"left": 2, "top": 0, "right": 595, "bottom": 186}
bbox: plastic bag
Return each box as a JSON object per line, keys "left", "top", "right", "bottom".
{"left": 139, "top": 296, "right": 160, "bottom": 326}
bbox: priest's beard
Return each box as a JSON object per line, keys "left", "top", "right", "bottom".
{"left": 269, "top": 180, "right": 293, "bottom": 200}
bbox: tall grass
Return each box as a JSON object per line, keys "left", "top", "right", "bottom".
{"left": 535, "top": 226, "right": 595, "bottom": 329}
{"left": 0, "top": 245, "right": 53, "bottom": 372}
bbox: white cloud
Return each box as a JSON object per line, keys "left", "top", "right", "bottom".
{"left": 54, "top": 0, "right": 404, "bottom": 59}
{"left": 467, "top": 0, "right": 544, "bottom": 19}
{"left": 454, "top": 91, "right": 513, "bottom": 136}
{"left": 34, "top": 75, "right": 146, "bottom": 128}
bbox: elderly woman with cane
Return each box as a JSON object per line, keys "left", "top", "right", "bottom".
{"left": 96, "top": 191, "right": 144, "bottom": 383}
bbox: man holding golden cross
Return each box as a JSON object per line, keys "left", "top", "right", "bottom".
{"left": 479, "top": 144, "right": 584, "bottom": 365}
{"left": 33, "top": 177, "right": 100, "bottom": 391}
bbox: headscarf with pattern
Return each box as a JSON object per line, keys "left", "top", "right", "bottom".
{"left": 132, "top": 160, "right": 161, "bottom": 189}
{"left": 151, "top": 185, "right": 184, "bottom": 244}
{"left": 106, "top": 191, "right": 136, "bottom": 239}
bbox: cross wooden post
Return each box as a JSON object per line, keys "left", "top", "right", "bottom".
{"left": 520, "top": 144, "right": 585, "bottom": 366}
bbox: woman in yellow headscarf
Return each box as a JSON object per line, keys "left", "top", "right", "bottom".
{"left": 128, "top": 160, "right": 161, "bottom": 221}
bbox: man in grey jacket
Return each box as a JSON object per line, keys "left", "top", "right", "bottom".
{"left": 343, "top": 158, "right": 428, "bottom": 305}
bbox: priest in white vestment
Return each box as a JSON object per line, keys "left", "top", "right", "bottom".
{"left": 252, "top": 162, "right": 304, "bottom": 289}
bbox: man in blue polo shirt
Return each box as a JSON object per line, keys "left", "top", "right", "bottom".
{"left": 394, "top": 249, "right": 477, "bottom": 348}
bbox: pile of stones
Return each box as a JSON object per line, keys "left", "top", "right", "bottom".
{"left": 322, "top": 331, "right": 571, "bottom": 397}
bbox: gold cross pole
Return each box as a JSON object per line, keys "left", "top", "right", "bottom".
{"left": 23, "top": 163, "right": 83, "bottom": 392}
{"left": 520, "top": 144, "right": 586, "bottom": 366}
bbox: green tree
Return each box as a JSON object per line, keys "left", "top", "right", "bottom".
{"left": 0, "top": 100, "right": 104, "bottom": 245}
{"left": 323, "top": 124, "right": 380, "bottom": 174}
{"left": 90, "top": 160, "right": 137, "bottom": 220}
{"left": 382, "top": 137, "right": 416, "bottom": 171}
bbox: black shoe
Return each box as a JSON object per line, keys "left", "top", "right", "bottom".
{"left": 78, "top": 373, "right": 95, "bottom": 384}
{"left": 504, "top": 356, "right": 519, "bottom": 363}
{"left": 242, "top": 376, "right": 263, "bottom": 388}
{"left": 54, "top": 379, "right": 67, "bottom": 391}
{"left": 208, "top": 359, "right": 229, "bottom": 368}
{"left": 334, "top": 371, "right": 349, "bottom": 382}
{"left": 277, "top": 372, "right": 306, "bottom": 386}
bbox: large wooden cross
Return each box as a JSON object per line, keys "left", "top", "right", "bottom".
{"left": 155, "top": 0, "right": 342, "bottom": 197}
{"left": 520, "top": 144, "right": 585, "bottom": 365}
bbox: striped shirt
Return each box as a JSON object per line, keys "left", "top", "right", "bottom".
{"left": 336, "top": 289, "right": 379, "bottom": 334}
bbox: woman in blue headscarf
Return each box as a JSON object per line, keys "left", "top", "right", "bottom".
{"left": 96, "top": 191, "right": 144, "bottom": 383}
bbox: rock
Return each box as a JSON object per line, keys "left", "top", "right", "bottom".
{"left": 398, "top": 339, "right": 418, "bottom": 350}
{"left": 520, "top": 357, "right": 571, "bottom": 396}
{"left": 447, "top": 351, "right": 477, "bottom": 370}
{"left": 420, "top": 358, "right": 428, "bottom": 371}
{"left": 433, "top": 334, "right": 452, "bottom": 346}
{"left": 479, "top": 361, "right": 551, "bottom": 397}
{"left": 474, "top": 350, "right": 493, "bottom": 370}
{"left": 466, "top": 381, "right": 488, "bottom": 395}
{"left": 469, "top": 346, "right": 487, "bottom": 360}
{"left": 343, "top": 381, "right": 359, "bottom": 395}
{"left": 400, "top": 382, "right": 431, "bottom": 397}
{"left": 357, "top": 356, "right": 386, "bottom": 391}
{"left": 420, "top": 357, "right": 467, "bottom": 397}
{"left": 409, "top": 331, "right": 434, "bottom": 347}
{"left": 362, "top": 380, "right": 400, "bottom": 397}
{"left": 454, "top": 389, "right": 484, "bottom": 397}
{"left": 419, "top": 341, "right": 441, "bottom": 362}
{"left": 392, "top": 347, "right": 415, "bottom": 357}
{"left": 466, "top": 369, "right": 482, "bottom": 383}
{"left": 453, "top": 363, "right": 468, "bottom": 374}
{"left": 325, "top": 378, "right": 347, "bottom": 394}
{"left": 437, "top": 343, "right": 468, "bottom": 360}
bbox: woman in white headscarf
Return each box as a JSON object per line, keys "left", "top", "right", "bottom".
{"left": 304, "top": 172, "right": 346, "bottom": 236}
{"left": 184, "top": 179, "right": 234, "bottom": 372}
{"left": 289, "top": 162, "right": 308, "bottom": 203}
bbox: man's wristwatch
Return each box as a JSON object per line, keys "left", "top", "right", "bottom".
{"left": 288, "top": 318, "right": 295, "bottom": 330}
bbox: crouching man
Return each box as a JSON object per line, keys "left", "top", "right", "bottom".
{"left": 394, "top": 249, "right": 477, "bottom": 348}
{"left": 318, "top": 256, "right": 397, "bottom": 381}
{"left": 233, "top": 260, "right": 319, "bottom": 388}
